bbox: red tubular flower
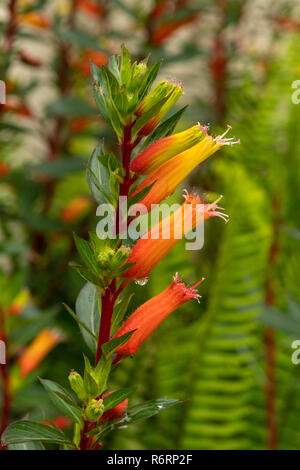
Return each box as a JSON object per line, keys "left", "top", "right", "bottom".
{"left": 114, "top": 274, "right": 203, "bottom": 356}
{"left": 123, "top": 192, "right": 228, "bottom": 280}
{"left": 152, "top": 14, "right": 199, "bottom": 45}
{"left": 100, "top": 392, "right": 128, "bottom": 421}
{"left": 43, "top": 416, "right": 72, "bottom": 429}
{"left": 133, "top": 125, "right": 239, "bottom": 210}
{"left": 18, "top": 329, "right": 63, "bottom": 378}
{"left": 131, "top": 124, "right": 208, "bottom": 175}
{"left": 0, "top": 161, "right": 10, "bottom": 177}
{"left": 76, "top": 0, "right": 104, "bottom": 18}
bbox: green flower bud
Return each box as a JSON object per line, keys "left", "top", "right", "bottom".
{"left": 97, "top": 248, "right": 115, "bottom": 268}
{"left": 85, "top": 398, "right": 105, "bottom": 422}
{"left": 111, "top": 245, "right": 131, "bottom": 269}
{"left": 68, "top": 370, "right": 87, "bottom": 401}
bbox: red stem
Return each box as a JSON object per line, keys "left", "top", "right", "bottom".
{"left": 80, "top": 124, "right": 134, "bottom": 449}
{"left": 3, "top": 0, "right": 17, "bottom": 55}
{"left": 264, "top": 196, "right": 280, "bottom": 450}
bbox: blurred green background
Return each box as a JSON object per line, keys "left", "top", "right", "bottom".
{"left": 1, "top": 0, "right": 300, "bottom": 450}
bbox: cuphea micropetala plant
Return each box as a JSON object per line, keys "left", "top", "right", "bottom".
{"left": 1, "top": 45, "right": 239, "bottom": 450}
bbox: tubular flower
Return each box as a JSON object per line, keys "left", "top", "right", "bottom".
{"left": 131, "top": 124, "right": 208, "bottom": 175}
{"left": 9, "top": 288, "right": 30, "bottom": 316}
{"left": 100, "top": 392, "right": 128, "bottom": 421}
{"left": 123, "top": 192, "right": 228, "bottom": 280}
{"left": 114, "top": 274, "right": 203, "bottom": 356}
{"left": 61, "top": 196, "right": 91, "bottom": 223}
{"left": 133, "top": 125, "right": 240, "bottom": 210}
{"left": 18, "top": 13, "right": 50, "bottom": 29}
{"left": 136, "top": 79, "right": 183, "bottom": 136}
{"left": 18, "top": 329, "right": 63, "bottom": 378}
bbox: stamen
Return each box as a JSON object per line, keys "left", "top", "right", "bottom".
{"left": 213, "top": 125, "right": 240, "bottom": 147}
{"left": 197, "top": 122, "right": 209, "bottom": 134}
{"left": 206, "top": 195, "right": 229, "bottom": 223}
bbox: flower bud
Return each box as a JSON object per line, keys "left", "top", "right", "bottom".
{"left": 135, "top": 79, "right": 183, "bottom": 136}
{"left": 85, "top": 398, "right": 105, "bottom": 422}
{"left": 68, "top": 370, "right": 87, "bottom": 402}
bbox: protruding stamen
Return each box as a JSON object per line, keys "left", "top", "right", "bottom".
{"left": 214, "top": 125, "right": 240, "bottom": 147}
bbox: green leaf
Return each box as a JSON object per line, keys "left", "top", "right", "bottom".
{"left": 73, "top": 233, "right": 100, "bottom": 276}
{"left": 31, "top": 157, "right": 85, "bottom": 179}
{"left": 55, "top": 27, "right": 104, "bottom": 51}
{"left": 63, "top": 303, "right": 97, "bottom": 344}
{"left": 75, "top": 267, "right": 105, "bottom": 289}
{"left": 86, "top": 140, "right": 111, "bottom": 205}
{"left": 94, "top": 357, "right": 112, "bottom": 394}
{"left": 108, "top": 54, "right": 120, "bottom": 81}
{"left": 111, "top": 294, "right": 134, "bottom": 335}
{"left": 127, "top": 181, "right": 156, "bottom": 208}
{"left": 75, "top": 282, "right": 101, "bottom": 353}
{"left": 141, "top": 105, "right": 188, "bottom": 149}
{"left": 92, "top": 398, "right": 181, "bottom": 445}
{"left": 120, "top": 44, "right": 132, "bottom": 87}
{"left": 8, "top": 441, "right": 45, "bottom": 450}
{"left": 103, "top": 388, "right": 135, "bottom": 412}
{"left": 127, "top": 398, "right": 182, "bottom": 423}
{"left": 84, "top": 369, "right": 99, "bottom": 400}
{"left": 137, "top": 62, "right": 161, "bottom": 103}
{"left": 101, "top": 330, "right": 136, "bottom": 359}
{"left": 39, "top": 379, "right": 83, "bottom": 427}
{"left": 47, "top": 97, "right": 98, "bottom": 117}
{"left": 1, "top": 421, "right": 72, "bottom": 446}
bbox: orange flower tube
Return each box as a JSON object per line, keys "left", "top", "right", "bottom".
{"left": 131, "top": 124, "right": 208, "bottom": 175}
{"left": 123, "top": 192, "right": 228, "bottom": 280}
{"left": 61, "top": 196, "right": 91, "bottom": 223}
{"left": 18, "top": 13, "right": 50, "bottom": 29}
{"left": 114, "top": 274, "right": 203, "bottom": 356}
{"left": 133, "top": 126, "right": 239, "bottom": 210}
{"left": 18, "top": 329, "right": 62, "bottom": 378}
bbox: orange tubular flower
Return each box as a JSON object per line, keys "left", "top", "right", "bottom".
{"left": 100, "top": 392, "right": 128, "bottom": 421}
{"left": 9, "top": 289, "right": 30, "bottom": 316}
{"left": 18, "top": 329, "right": 63, "bottom": 378}
{"left": 131, "top": 124, "right": 208, "bottom": 175}
{"left": 123, "top": 192, "right": 228, "bottom": 280}
{"left": 61, "top": 196, "right": 91, "bottom": 223}
{"left": 18, "top": 13, "right": 50, "bottom": 29}
{"left": 76, "top": 0, "right": 104, "bottom": 17}
{"left": 133, "top": 125, "right": 239, "bottom": 210}
{"left": 114, "top": 274, "right": 203, "bottom": 356}
{"left": 74, "top": 49, "right": 108, "bottom": 76}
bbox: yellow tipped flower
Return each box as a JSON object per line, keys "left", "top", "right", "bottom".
{"left": 131, "top": 124, "right": 209, "bottom": 175}
{"left": 133, "top": 125, "right": 239, "bottom": 210}
{"left": 123, "top": 192, "right": 228, "bottom": 280}
{"left": 18, "top": 329, "right": 63, "bottom": 378}
{"left": 136, "top": 79, "right": 183, "bottom": 136}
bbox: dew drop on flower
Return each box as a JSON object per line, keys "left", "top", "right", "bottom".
{"left": 135, "top": 277, "right": 149, "bottom": 286}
